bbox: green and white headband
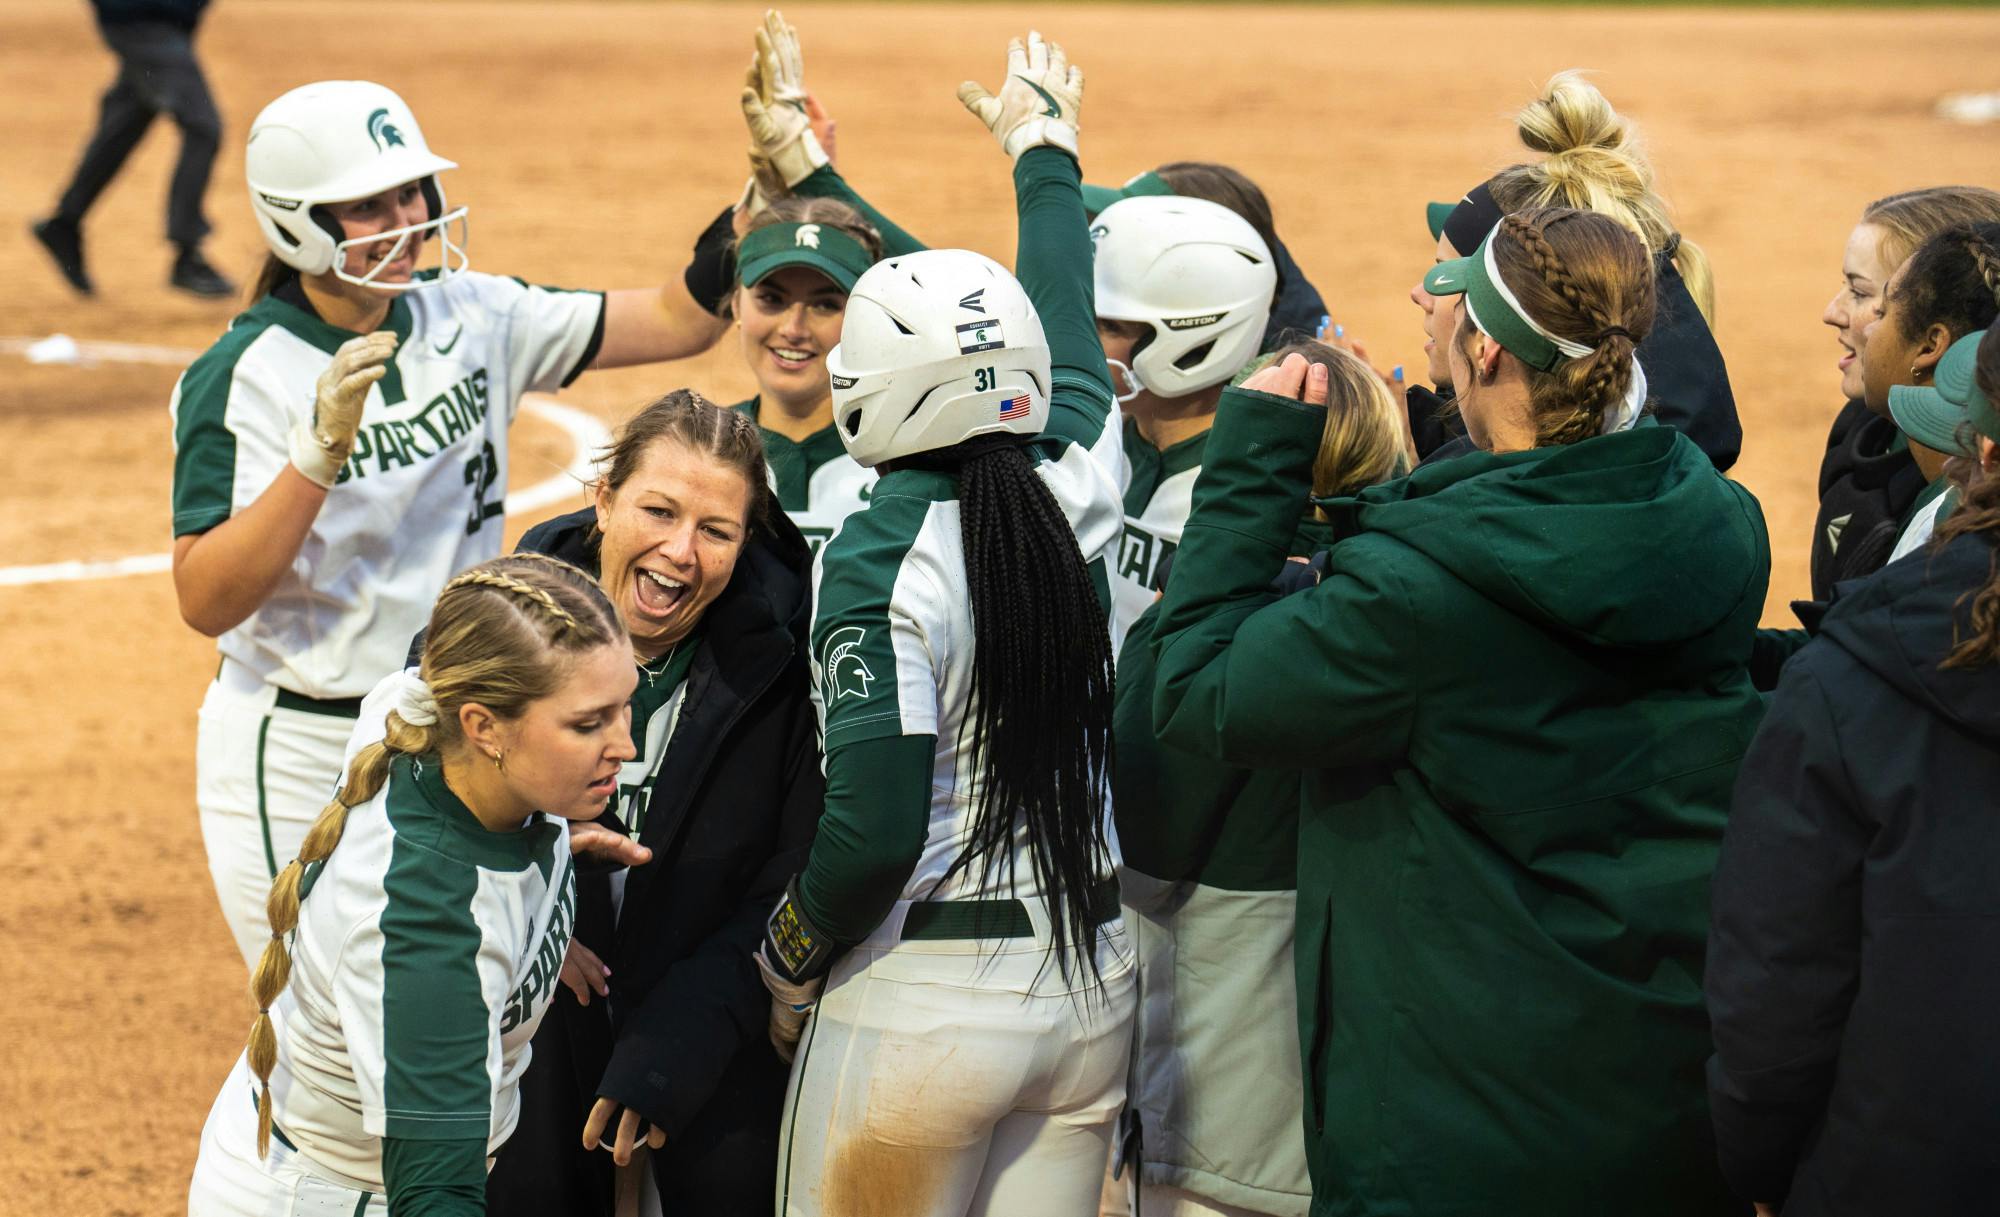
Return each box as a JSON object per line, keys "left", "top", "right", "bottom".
{"left": 1425, "top": 231, "right": 1603, "bottom": 373}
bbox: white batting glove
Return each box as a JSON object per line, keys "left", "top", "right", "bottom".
{"left": 290, "top": 331, "right": 395, "bottom": 489}
{"left": 737, "top": 152, "right": 789, "bottom": 223}
{"left": 957, "top": 31, "right": 1083, "bottom": 161}
{"left": 754, "top": 945, "right": 822, "bottom": 1064}
{"left": 739, "top": 12, "right": 828, "bottom": 189}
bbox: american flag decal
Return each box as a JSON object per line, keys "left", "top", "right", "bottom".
{"left": 998, "top": 394, "right": 1031, "bottom": 421}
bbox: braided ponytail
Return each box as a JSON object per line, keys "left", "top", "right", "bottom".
{"left": 928, "top": 439, "right": 1116, "bottom": 986}
{"left": 1481, "top": 209, "right": 1656, "bottom": 447}
{"left": 244, "top": 553, "right": 620, "bottom": 1153}
{"left": 1889, "top": 222, "right": 2000, "bottom": 349}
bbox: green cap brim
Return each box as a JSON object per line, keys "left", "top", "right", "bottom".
{"left": 1426, "top": 201, "right": 1455, "bottom": 241}
{"left": 1080, "top": 170, "right": 1175, "bottom": 218}
{"left": 1888, "top": 384, "right": 1971, "bottom": 455}
{"left": 1421, "top": 236, "right": 1569, "bottom": 373}
{"left": 736, "top": 221, "right": 875, "bottom": 292}
{"left": 1080, "top": 183, "right": 1128, "bottom": 215}
{"left": 1425, "top": 253, "right": 1475, "bottom": 297}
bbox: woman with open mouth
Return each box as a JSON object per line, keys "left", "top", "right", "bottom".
{"left": 170, "top": 79, "right": 741, "bottom": 976}
{"left": 484, "top": 391, "right": 823, "bottom": 1217}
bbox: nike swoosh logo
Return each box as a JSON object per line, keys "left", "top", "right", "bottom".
{"left": 1015, "top": 76, "right": 1062, "bottom": 119}
{"left": 1432, "top": 275, "right": 1449, "bottom": 288}
{"left": 434, "top": 325, "right": 462, "bottom": 356}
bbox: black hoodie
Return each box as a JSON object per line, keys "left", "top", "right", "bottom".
{"left": 1706, "top": 529, "right": 2000, "bottom": 1215}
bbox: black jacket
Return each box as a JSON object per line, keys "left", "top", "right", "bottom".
{"left": 1408, "top": 257, "right": 1742, "bottom": 472}
{"left": 1808, "top": 398, "right": 1928, "bottom": 602}
{"left": 1706, "top": 530, "right": 2000, "bottom": 1215}
{"left": 487, "top": 506, "right": 823, "bottom": 1216}
{"left": 92, "top": 0, "right": 208, "bottom": 31}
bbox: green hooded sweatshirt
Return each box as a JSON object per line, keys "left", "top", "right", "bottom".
{"left": 1152, "top": 386, "right": 1768, "bottom": 1217}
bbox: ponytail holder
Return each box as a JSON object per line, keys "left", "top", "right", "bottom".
{"left": 1661, "top": 233, "right": 1682, "bottom": 259}
{"left": 386, "top": 668, "right": 440, "bottom": 727}
{"left": 1594, "top": 326, "right": 1635, "bottom": 345}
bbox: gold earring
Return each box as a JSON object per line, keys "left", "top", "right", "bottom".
{"left": 490, "top": 750, "right": 505, "bottom": 773}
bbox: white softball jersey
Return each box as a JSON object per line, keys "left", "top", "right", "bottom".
{"left": 1110, "top": 418, "right": 1206, "bottom": 645}
{"left": 170, "top": 271, "right": 604, "bottom": 698}
{"left": 806, "top": 383, "right": 1125, "bottom": 909}
{"left": 262, "top": 749, "right": 575, "bottom": 1189}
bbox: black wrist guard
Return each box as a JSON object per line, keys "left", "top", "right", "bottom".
{"left": 683, "top": 203, "right": 740, "bottom": 317}
{"left": 764, "top": 875, "right": 837, "bottom": 984}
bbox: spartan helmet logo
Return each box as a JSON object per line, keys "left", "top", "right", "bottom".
{"left": 366, "top": 107, "right": 407, "bottom": 153}
{"left": 822, "top": 626, "right": 875, "bottom": 701}
{"left": 795, "top": 224, "right": 823, "bottom": 250}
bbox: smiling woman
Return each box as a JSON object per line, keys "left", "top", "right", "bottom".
{"left": 486, "top": 391, "right": 825, "bottom": 1215}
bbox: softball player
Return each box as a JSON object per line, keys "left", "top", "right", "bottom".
{"left": 726, "top": 197, "right": 883, "bottom": 551}
{"left": 187, "top": 555, "right": 637, "bottom": 1217}
{"left": 1094, "top": 194, "right": 1275, "bottom": 642}
{"left": 754, "top": 33, "right": 1137, "bottom": 1216}
{"left": 172, "top": 79, "right": 730, "bottom": 968}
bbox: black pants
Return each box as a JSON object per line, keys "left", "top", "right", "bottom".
{"left": 55, "top": 20, "right": 220, "bottom": 248}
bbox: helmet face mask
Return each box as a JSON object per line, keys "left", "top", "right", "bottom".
{"left": 828, "top": 250, "right": 1052, "bottom": 468}
{"left": 1091, "top": 195, "right": 1277, "bottom": 399}
{"left": 246, "top": 81, "right": 468, "bottom": 291}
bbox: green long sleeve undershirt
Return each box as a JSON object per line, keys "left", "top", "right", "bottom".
{"left": 796, "top": 733, "right": 937, "bottom": 946}
{"left": 382, "top": 1135, "right": 487, "bottom": 1216}
{"left": 794, "top": 165, "right": 927, "bottom": 257}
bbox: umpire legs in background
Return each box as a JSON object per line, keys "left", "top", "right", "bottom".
{"left": 32, "top": 19, "right": 235, "bottom": 298}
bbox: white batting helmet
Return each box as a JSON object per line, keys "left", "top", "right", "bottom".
{"left": 1091, "top": 195, "right": 1276, "bottom": 397}
{"left": 827, "top": 250, "right": 1050, "bottom": 468}
{"left": 245, "top": 81, "right": 467, "bottom": 290}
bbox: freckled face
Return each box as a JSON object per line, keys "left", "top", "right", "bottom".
{"left": 592, "top": 439, "right": 754, "bottom": 661}
{"left": 737, "top": 266, "right": 845, "bottom": 410}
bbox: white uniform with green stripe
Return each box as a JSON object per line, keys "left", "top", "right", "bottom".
{"left": 733, "top": 398, "right": 878, "bottom": 557}
{"left": 188, "top": 750, "right": 575, "bottom": 1209}
{"left": 809, "top": 401, "right": 1124, "bottom": 906}
{"left": 1110, "top": 418, "right": 1206, "bottom": 645}
{"left": 172, "top": 273, "right": 603, "bottom": 697}
{"left": 174, "top": 273, "right": 602, "bottom": 971}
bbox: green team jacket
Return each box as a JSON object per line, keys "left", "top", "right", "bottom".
{"left": 1152, "top": 388, "right": 1768, "bottom": 1217}
{"left": 1115, "top": 515, "right": 1328, "bottom": 1217}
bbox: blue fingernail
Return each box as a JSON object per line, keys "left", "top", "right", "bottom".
{"left": 1334, "top": 324, "right": 1345, "bottom": 339}
{"left": 1392, "top": 365, "right": 1404, "bottom": 379}
{"left": 1317, "top": 314, "right": 1330, "bottom": 334}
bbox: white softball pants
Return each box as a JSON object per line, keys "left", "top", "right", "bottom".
{"left": 777, "top": 902, "right": 1138, "bottom": 1217}
{"left": 188, "top": 1055, "right": 389, "bottom": 1217}
{"left": 195, "top": 661, "right": 356, "bottom": 969}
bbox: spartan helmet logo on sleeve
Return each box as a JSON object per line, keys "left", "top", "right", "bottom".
{"left": 795, "top": 224, "right": 822, "bottom": 249}
{"left": 823, "top": 626, "right": 876, "bottom": 700}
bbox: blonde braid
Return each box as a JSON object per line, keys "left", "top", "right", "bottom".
{"left": 443, "top": 568, "right": 584, "bottom": 637}
{"left": 246, "top": 710, "right": 434, "bottom": 1154}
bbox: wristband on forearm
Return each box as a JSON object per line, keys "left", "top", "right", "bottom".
{"left": 682, "top": 204, "right": 740, "bottom": 317}
{"left": 763, "top": 875, "right": 838, "bottom": 983}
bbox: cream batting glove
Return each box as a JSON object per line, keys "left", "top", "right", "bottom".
{"left": 290, "top": 331, "right": 395, "bottom": 489}
{"left": 957, "top": 30, "right": 1083, "bottom": 161}
{"left": 739, "top": 10, "right": 828, "bottom": 189}
{"left": 753, "top": 945, "right": 822, "bottom": 1063}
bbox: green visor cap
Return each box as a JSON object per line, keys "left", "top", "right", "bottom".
{"left": 1426, "top": 201, "right": 1455, "bottom": 241}
{"left": 1080, "top": 170, "right": 1174, "bottom": 217}
{"left": 1424, "top": 232, "right": 1593, "bottom": 373}
{"left": 736, "top": 222, "right": 874, "bottom": 292}
{"left": 1889, "top": 331, "right": 1995, "bottom": 454}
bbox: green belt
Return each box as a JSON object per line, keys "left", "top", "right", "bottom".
{"left": 274, "top": 688, "right": 363, "bottom": 718}
{"left": 901, "top": 878, "right": 1121, "bottom": 941}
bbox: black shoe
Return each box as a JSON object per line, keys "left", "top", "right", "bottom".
{"left": 171, "top": 247, "right": 236, "bottom": 300}
{"left": 31, "top": 218, "right": 94, "bottom": 295}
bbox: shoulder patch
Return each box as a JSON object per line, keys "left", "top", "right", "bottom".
{"left": 823, "top": 625, "right": 876, "bottom": 700}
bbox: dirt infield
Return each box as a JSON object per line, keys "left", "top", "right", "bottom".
{"left": 2, "top": 1, "right": 1996, "bottom": 1210}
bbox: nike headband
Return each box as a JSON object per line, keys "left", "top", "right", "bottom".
{"left": 736, "top": 221, "right": 875, "bottom": 293}
{"left": 1424, "top": 229, "right": 1599, "bottom": 373}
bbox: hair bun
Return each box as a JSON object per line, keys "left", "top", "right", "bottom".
{"left": 1517, "top": 70, "right": 1631, "bottom": 158}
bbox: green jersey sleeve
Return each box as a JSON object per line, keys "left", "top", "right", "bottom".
{"left": 1012, "top": 146, "right": 1114, "bottom": 448}
{"left": 381, "top": 1136, "right": 487, "bottom": 1217}
{"left": 796, "top": 733, "right": 937, "bottom": 944}
{"left": 810, "top": 488, "right": 944, "bottom": 748}
{"left": 170, "top": 328, "right": 292, "bottom": 537}
{"left": 1151, "top": 386, "right": 1418, "bottom": 769}
{"left": 793, "top": 165, "right": 928, "bottom": 257}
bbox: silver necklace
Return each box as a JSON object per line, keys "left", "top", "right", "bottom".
{"left": 639, "top": 639, "right": 682, "bottom": 688}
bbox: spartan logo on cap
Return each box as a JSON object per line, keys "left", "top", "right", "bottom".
{"left": 366, "top": 107, "right": 406, "bottom": 153}
{"left": 1163, "top": 313, "right": 1223, "bottom": 331}
{"left": 795, "top": 224, "right": 822, "bottom": 249}
{"left": 956, "top": 320, "right": 1004, "bottom": 354}
{"left": 822, "top": 626, "right": 876, "bottom": 701}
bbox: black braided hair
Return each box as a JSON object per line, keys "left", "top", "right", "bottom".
{"left": 923, "top": 436, "right": 1116, "bottom": 985}
{"left": 1892, "top": 222, "right": 2000, "bottom": 345}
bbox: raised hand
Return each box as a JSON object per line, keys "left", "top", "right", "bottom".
{"left": 957, "top": 30, "right": 1083, "bottom": 160}
{"left": 739, "top": 9, "right": 829, "bottom": 189}
{"left": 291, "top": 331, "right": 395, "bottom": 489}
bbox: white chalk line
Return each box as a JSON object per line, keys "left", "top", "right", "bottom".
{"left": 0, "top": 335, "right": 607, "bottom": 588}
